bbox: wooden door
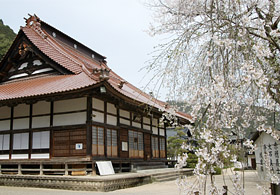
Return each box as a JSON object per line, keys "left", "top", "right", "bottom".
{"left": 119, "top": 129, "right": 128, "bottom": 158}
{"left": 52, "top": 129, "right": 86, "bottom": 157}
{"left": 144, "top": 133, "right": 151, "bottom": 160}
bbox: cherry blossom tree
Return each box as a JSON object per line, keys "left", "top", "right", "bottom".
{"left": 146, "top": 0, "right": 280, "bottom": 194}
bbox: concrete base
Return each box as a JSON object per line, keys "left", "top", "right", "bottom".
{"left": 0, "top": 168, "right": 193, "bottom": 192}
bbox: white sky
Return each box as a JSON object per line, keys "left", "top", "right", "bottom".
{"left": 0, "top": 0, "right": 168, "bottom": 100}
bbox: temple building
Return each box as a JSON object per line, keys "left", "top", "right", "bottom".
{"left": 0, "top": 15, "right": 191, "bottom": 175}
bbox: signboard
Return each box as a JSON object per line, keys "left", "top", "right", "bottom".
{"left": 122, "top": 141, "right": 128, "bottom": 151}
{"left": 75, "top": 143, "right": 83, "bottom": 150}
{"left": 96, "top": 161, "right": 115, "bottom": 176}
{"left": 255, "top": 132, "right": 280, "bottom": 180}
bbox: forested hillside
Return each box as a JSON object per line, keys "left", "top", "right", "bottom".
{"left": 0, "top": 19, "right": 16, "bottom": 60}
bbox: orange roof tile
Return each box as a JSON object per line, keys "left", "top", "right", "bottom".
{"left": 0, "top": 72, "right": 95, "bottom": 101}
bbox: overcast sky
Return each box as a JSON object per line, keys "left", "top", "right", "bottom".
{"left": 0, "top": 0, "right": 168, "bottom": 99}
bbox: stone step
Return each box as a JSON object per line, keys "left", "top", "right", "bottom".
{"left": 136, "top": 165, "right": 168, "bottom": 170}
{"left": 154, "top": 175, "right": 179, "bottom": 182}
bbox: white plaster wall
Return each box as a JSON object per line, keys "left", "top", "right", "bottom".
{"left": 152, "top": 127, "right": 158, "bottom": 135}
{"left": 32, "top": 116, "right": 50, "bottom": 128}
{"left": 152, "top": 118, "right": 158, "bottom": 126}
{"left": 107, "top": 103, "right": 116, "bottom": 114}
{"left": 14, "top": 104, "right": 29, "bottom": 117}
{"left": 159, "top": 128, "right": 165, "bottom": 136}
{"left": 107, "top": 115, "right": 117, "bottom": 126}
{"left": 53, "top": 112, "right": 86, "bottom": 126}
{"left": 11, "top": 154, "right": 28, "bottom": 159}
{"left": 31, "top": 153, "right": 49, "bottom": 159}
{"left": 0, "top": 155, "right": 9, "bottom": 159}
{"left": 120, "top": 109, "right": 130, "bottom": 118}
{"left": 0, "top": 120, "right": 10, "bottom": 131}
{"left": 13, "top": 118, "right": 29, "bottom": 130}
{"left": 92, "top": 111, "right": 104, "bottom": 123}
{"left": 143, "top": 117, "right": 150, "bottom": 124}
{"left": 120, "top": 118, "right": 130, "bottom": 126}
{"left": 54, "top": 97, "right": 86, "bottom": 113}
{"left": 143, "top": 124, "right": 150, "bottom": 130}
{"left": 93, "top": 98, "right": 104, "bottom": 111}
{"left": 132, "top": 122, "right": 141, "bottom": 128}
{"left": 0, "top": 106, "right": 10, "bottom": 119}
{"left": 33, "top": 101, "right": 50, "bottom": 115}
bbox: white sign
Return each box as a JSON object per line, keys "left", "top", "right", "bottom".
{"left": 122, "top": 141, "right": 128, "bottom": 151}
{"left": 75, "top": 143, "right": 83, "bottom": 150}
{"left": 96, "top": 161, "right": 115, "bottom": 175}
{"left": 255, "top": 132, "right": 280, "bottom": 180}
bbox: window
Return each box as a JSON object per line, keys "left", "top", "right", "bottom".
{"left": 92, "top": 126, "right": 104, "bottom": 156}
{"left": 32, "top": 131, "right": 50, "bottom": 149}
{"left": 152, "top": 136, "right": 159, "bottom": 158}
{"left": 160, "top": 138, "right": 166, "bottom": 158}
{"left": 107, "top": 129, "right": 118, "bottom": 157}
{"left": 0, "top": 134, "right": 10, "bottom": 150}
{"left": 13, "top": 133, "right": 29, "bottom": 150}
{"left": 129, "top": 130, "right": 144, "bottom": 158}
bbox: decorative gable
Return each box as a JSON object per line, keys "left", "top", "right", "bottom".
{"left": 6, "top": 42, "right": 56, "bottom": 81}
{"left": 0, "top": 37, "right": 71, "bottom": 83}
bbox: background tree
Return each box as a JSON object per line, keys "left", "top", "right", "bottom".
{"left": 0, "top": 19, "right": 16, "bottom": 60}
{"left": 147, "top": 0, "right": 280, "bottom": 193}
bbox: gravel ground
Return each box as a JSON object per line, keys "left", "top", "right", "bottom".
{"left": 0, "top": 170, "right": 270, "bottom": 195}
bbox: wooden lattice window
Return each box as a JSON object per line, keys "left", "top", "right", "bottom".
{"left": 107, "top": 129, "right": 118, "bottom": 157}
{"left": 92, "top": 126, "right": 104, "bottom": 156}
{"left": 0, "top": 134, "right": 9, "bottom": 151}
{"left": 152, "top": 136, "right": 159, "bottom": 158}
{"left": 128, "top": 130, "right": 144, "bottom": 158}
{"left": 160, "top": 137, "right": 166, "bottom": 158}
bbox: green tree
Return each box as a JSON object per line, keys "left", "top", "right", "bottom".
{"left": 167, "top": 128, "right": 188, "bottom": 159}
{"left": 0, "top": 19, "right": 16, "bottom": 60}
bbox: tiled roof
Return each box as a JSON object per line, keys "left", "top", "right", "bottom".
{"left": 0, "top": 72, "right": 95, "bottom": 101}
{"left": 22, "top": 27, "right": 84, "bottom": 74}
{"left": 0, "top": 15, "right": 192, "bottom": 122}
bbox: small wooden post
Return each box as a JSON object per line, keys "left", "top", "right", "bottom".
{"left": 18, "top": 164, "right": 22, "bottom": 175}
{"left": 194, "top": 191, "right": 199, "bottom": 195}
{"left": 91, "top": 162, "right": 96, "bottom": 176}
{"left": 0, "top": 164, "right": 2, "bottom": 175}
{"left": 39, "top": 163, "right": 43, "bottom": 175}
{"left": 64, "top": 163, "right": 68, "bottom": 176}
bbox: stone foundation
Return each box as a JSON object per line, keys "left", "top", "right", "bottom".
{"left": 0, "top": 174, "right": 152, "bottom": 192}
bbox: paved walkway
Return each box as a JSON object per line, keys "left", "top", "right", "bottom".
{"left": 0, "top": 169, "right": 270, "bottom": 195}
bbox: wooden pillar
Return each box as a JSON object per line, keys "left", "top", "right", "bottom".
{"left": 86, "top": 96, "right": 92, "bottom": 156}
{"left": 104, "top": 101, "right": 107, "bottom": 157}
{"left": 28, "top": 104, "right": 33, "bottom": 159}
{"left": 164, "top": 123, "right": 168, "bottom": 159}
{"left": 117, "top": 107, "right": 121, "bottom": 158}
{"left": 9, "top": 106, "right": 14, "bottom": 160}
{"left": 49, "top": 101, "right": 54, "bottom": 159}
